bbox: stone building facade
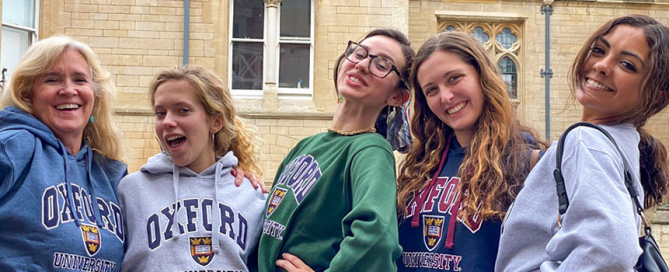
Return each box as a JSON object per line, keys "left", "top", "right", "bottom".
{"left": 2, "top": 0, "right": 669, "bottom": 260}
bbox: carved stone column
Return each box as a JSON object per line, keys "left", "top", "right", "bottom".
{"left": 262, "top": 0, "right": 282, "bottom": 111}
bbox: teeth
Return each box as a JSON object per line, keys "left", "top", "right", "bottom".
{"left": 56, "top": 104, "right": 79, "bottom": 110}
{"left": 447, "top": 102, "right": 466, "bottom": 115}
{"left": 349, "top": 76, "right": 361, "bottom": 84}
{"left": 167, "top": 135, "right": 184, "bottom": 141}
{"left": 587, "top": 79, "right": 611, "bottom": 91}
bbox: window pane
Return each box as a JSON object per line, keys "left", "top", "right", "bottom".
{"left": 233, "top": 0, "right": 264, "bottom": 39}
{"left": 1, "top": 27, "right": 30, "bottom": 78}
{"left": 496, "top": 28, "right": 517, "bottom": 49}
{"left": 444, "top": 25, "right": 456, "bottom": 32}
{"left": 472, "top": 27, "right": 489, "bottom": 43}
{"left": 232, "top": 42, "right": 264, "bottom": 90}
{"left": 498, "top": 57, "right": 517, "bottom": 99}
{"left": 2, "top": 0, "right": 35, "bottom": 28}
{"left": 279, "top": 44, "right": 310, "bottom": 88}
{"left": 280, "top": 0, "right": 310, "bottom": 38}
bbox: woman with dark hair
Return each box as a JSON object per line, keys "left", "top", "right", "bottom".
{"left": 496, "top": 14, "right": 669, "bottom": 271}
{"left": 396, "top": 31, "right": 545, "bottom": 271}
{"left": 256, "top": 28, "right": 415, "bottom": 271}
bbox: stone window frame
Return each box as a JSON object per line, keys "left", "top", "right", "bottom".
{"left": 436, "top": 11, "right": 526, "bottom": 106}
{"left": 228, "top": 0, "right": 315, "bottom": 100}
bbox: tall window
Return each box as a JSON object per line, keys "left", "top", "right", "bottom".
{"left": 230, "top": 0, "right": 265, "bottom": 97}
{"left": 230, "top": 0, "right": 314, "bottom": 99}
{"left": 1, "top": 0, "right": 38, "bottom": 81}
{"left": 443, "top": 23, "right": 521, "bottom": 100}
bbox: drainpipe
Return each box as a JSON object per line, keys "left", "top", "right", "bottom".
{"left": 540, "top": 1, "right": 553, "bottom": 141}
{"left": 183, "top": 0, "right": 190, "bottom": 65}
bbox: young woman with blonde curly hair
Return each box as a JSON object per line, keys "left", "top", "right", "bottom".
{"left": 118, "top": 65, "right": 266, "bottom": 271}
{"left": 396, "top": 31, "right": 545, "bottom": 271}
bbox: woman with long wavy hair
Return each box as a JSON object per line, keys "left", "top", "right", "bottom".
{"left": 396, "top": 31, "right": 545, "bottom": 271}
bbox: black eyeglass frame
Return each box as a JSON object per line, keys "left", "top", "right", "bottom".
{"left": 344, "top": 40, "right": 403, "bottom": 80}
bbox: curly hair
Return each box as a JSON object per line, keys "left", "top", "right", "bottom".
{"left": 149, "top": 65, "right": 263, "bottom": 178}
{"left": 397, "top": 31, "right": 546, "bottom": 221}
{"left": 0, "top": 34, "right": 125, "bottom": 162}
{"left": 569, "top": 15, "right": 669, "bottom": 208}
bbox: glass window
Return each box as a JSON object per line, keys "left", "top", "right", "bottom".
{"left": 445, "top": 25, "right": 456, "bottom": 32}
{"left": 472, "top": 27, "right": 489, "bottom": 43}
{"left": 496, "top": 28, "right": 517, "bottom": 49}
{"left": 279, "top": 44, "right": 310, "bottom": 88}
{"left": 278, "top": 0, "right": 313, "bottom": 96}
{"left": 498, "top": 57, "right": 517, "bottom": 99}
{"left": 1, "top": 0, "right": 37, "bottom": 80}
{"left": 232, "top": 42, "right": 264, "bottom": 90}
{"left": 280, "top": 0, "right": 310, "bottom": 38}
{"left": 231, "top": 0, "right": 264, "bottom": 91}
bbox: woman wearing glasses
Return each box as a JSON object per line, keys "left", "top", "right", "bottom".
{"left": 255, "top": 29, "right": 415, "bottom": 271}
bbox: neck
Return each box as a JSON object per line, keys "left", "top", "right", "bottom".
{"left": 330, "top": 100, "right": 384, "bottom": 132}
{"left": 453, "top": 130, "right": 472, "bottom": 148}
{"left": 61, "top": 135, "right": 83, "bottom": 155}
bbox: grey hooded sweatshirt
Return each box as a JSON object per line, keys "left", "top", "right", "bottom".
{"left": 495, "top": 123, "right": 643, "bottom": 272}
{"left": 118, "top": 151, "right": 266, "bottom": 272}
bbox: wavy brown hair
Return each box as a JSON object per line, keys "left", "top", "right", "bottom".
{"left": 149, "top": 66, "right": 263, "bottom": 178}
{"left": 569, "top": 15, "right": 669, "bottom": 208}
{"left": 397, "top": 31, "right": 546, "bottom": 221}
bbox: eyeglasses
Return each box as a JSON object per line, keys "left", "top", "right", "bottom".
{"left": 344, "top": 40, "right": 402, "bottom": 79}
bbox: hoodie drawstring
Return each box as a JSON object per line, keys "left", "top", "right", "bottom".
{"left": 172, "top": 164, "right": 182, "bottom": 238}
{"left": 85, "top": 146, "right": 104, "bottom": 228}
{"left": 212, "top": 162, "right": 223, "bottom": 254}
{"left": 61, "top": 144, "right": 82, "bottom": 227}
{"left": 444, "top": 185, "right": 466, "bottom": 249}
{"left": 410, "top": 134, "right": 453, "bottom": 228}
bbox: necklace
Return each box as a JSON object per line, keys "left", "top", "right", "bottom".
{"left": 327, "top": 127, "right": 376, "bottom": 136}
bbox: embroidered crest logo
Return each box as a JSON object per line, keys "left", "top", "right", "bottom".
{"left": 266, "top": 188, "right": 287, "bottom": 217}
{"left": 80, "top": 223, "right": 101, "bottom": 256}
{"left": 190, "top": 237, "right": 214, "bottom": 266}
{"left": 423, "top": 215, "right": 444, "bottom": 251}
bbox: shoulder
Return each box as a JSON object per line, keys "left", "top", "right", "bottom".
{"left": 93, "top": 152, "right": 128, "bottom": 186}
{"left": 0, "top": 129, "right": 37, "bottom": 166}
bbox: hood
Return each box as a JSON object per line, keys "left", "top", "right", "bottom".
{"left": 0, "top": 106, "right": 105, "bottom": 228}
{"left": 142, "top": 151, "right": 239, "bottom": 255}
{"left": 0, "top": 106, "right": 61, "bottom": 149}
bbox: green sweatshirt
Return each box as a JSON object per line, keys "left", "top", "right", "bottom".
{"left": 257, "top": 131, "right": 401, "bottom": 271}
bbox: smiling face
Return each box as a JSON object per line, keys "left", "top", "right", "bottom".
{"left": 577, "top": 25, "right": 649, "bottom": 123}
{"left": 31, "top": 48, "right": 95, "bottom": 151}
{"left": 153, "top": 79, "right": 223, "bottom": 173}
{"left": 336, "top": 35, "right": 407, "bottom": 108}
{"left": 417, "top": 50, "right": 484, "bottom": 146}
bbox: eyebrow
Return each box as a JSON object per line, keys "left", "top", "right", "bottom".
{"left": 421, "top": 68, "right": 461, "bottom": 91}
{"left": 359, "top": 43, "right": 397, "bottom": 65}
{"left": 598, "top": 37, "right": 646, "bottom": 70}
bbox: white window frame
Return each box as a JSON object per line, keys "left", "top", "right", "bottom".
{"left": 228, "top": 0, "right": 266, "bottom": 99}
{"left": 228, "top": 0, "right": 314, "bottom": 100}
{"left": 1, "top": 0, "right": 40, "bottom": 80}
{"left": 276, "top": 1, "right": 314, "bottom": 99}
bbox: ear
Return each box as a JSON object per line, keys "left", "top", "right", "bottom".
{"left": 209, "top": 114, "right": 224, "bottom": 134}
{"left": 387, "top": 88, "right": 410, "bottom": 107}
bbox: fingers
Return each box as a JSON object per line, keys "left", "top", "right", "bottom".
{"left": 232, "top": 168, "right": 244, "bottom": 186}
{"left": 276, "top": 253, "right": 313, "bottom": 272}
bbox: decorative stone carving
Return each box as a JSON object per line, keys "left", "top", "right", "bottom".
{"left": 265, "top": 0, "right": 282, "bottom": 8}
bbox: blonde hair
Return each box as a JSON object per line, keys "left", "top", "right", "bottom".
{"left": 0, "top": 34, "right": 125, "bottom": 161}
{"left": 398, "top": 31, "right": 546, "bottom": 220}
{"left": 149, "top": 66, "right": 263, "bottom": 178}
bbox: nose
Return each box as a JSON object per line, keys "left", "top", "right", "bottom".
{"left": 58, "top": 80, "right": 77, "bottom": 97}
{"left": 439, "top": 87, "right": 455, "bottom": 104}
{"left": 592, "top": 56, "right": 613, "bottom": 76}
{"left": 162, "top": 112, "right": 177, "bottom": 128}
{"left": 354, "top": 56, "right": 372, "bottom": 74}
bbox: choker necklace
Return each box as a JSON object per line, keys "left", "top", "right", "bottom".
{"left": 327, "top": 127, "right": 376, "bottom": 136}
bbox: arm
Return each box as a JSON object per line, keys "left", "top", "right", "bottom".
{"left": 543, "top": 133, "right": 640, "bottom": 271}
{"left": 0, "top": 131, "right": 36, "bottom": 199}
{"left": 325, "top": 146, "right": 402, "bottom": 272}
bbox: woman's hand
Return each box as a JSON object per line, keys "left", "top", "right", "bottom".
{"left": 232, "top": 166, "right": 268, "bottom": 193}
{"left": 276, "top": 253, "right": 314, "bottom": 272}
